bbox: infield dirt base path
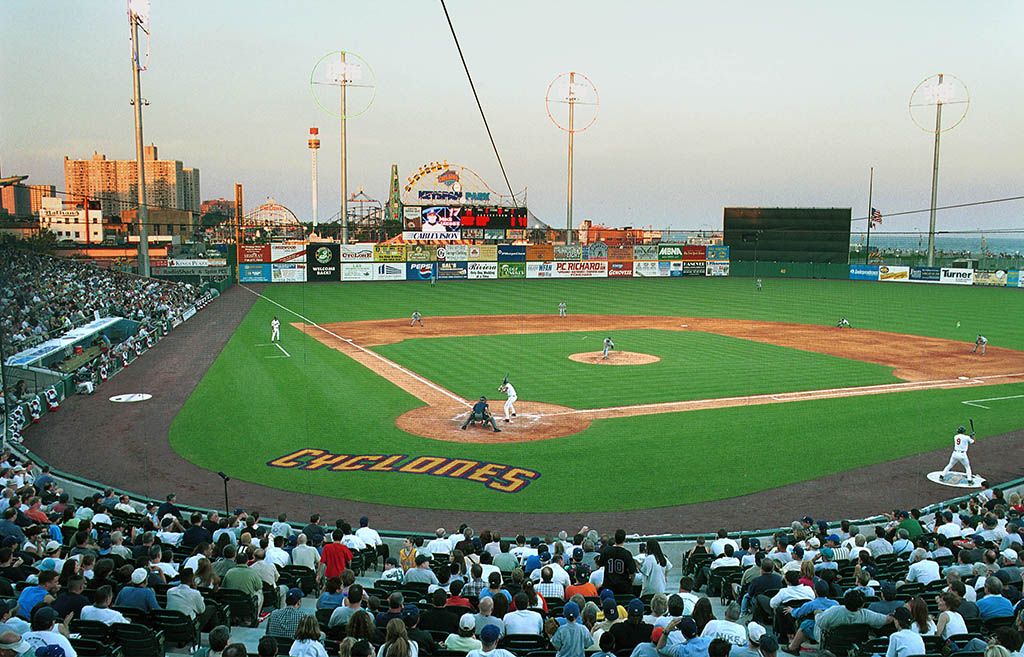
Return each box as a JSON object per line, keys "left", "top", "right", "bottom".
{"left": 296, "top": 314, "right": 1024, "bottom": 443}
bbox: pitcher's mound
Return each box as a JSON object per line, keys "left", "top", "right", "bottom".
{"left": 568, "top": 351, "right": 661, "bottom": 365}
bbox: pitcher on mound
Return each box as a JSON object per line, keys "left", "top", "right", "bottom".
{"left": 941, "top": 424, "right": 975, "bottom": 483}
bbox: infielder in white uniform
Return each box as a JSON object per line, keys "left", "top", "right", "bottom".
{"left": 973, "top": 335, "right": 987, "bottom": 355}
{"left": 941, "top": 425, "right": 975, "bottom": 482}
{"left": 411, "top": 311, "right": 423, "bottom": 327}
{"left": 602, "top": 337, "right": 615, "bottom": 359}
{"left": 271, "top": 317, "right": 280, "bottom": 342}
{"left": 558, "top": 302, "right": 567, "bottom": 317}
{"left": 499, "top": 381, "right": 518, "bottom": 422}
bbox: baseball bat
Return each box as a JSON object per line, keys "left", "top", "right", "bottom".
{"left": 969, "top": 418, "right": 975, "bottom": 435}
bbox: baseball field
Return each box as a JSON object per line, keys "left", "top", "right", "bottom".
{"left": 168, "top": 277, "right": 1024, "bottom": 513}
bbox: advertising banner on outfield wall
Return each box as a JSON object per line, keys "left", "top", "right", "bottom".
{"left": 438, "top": 245, "right": 468, "bottom": 261}
{"left": 587, "top": 242, "right": 609, "bottom": 260}
{"left": 669, "top": 261, "right": 684, "bottom": 277}
{"left": 526, "top": 244, "right": 554, "bottom": 261}
{"left": 407, "top": 263, "right": 436, "bottom": 281}
{"left": 372, "top": 263, "right": 405, "bottom": 281}
{"left": 878, "top": 265, "right": 909, "bottom": 282}
{"left": 554, "top": 245, "right": 582, "bottom": 261}
{"left": 498, "top": 262, "right": 526, "bottom": 278}
{"left": 849, "top": 264, "right": 880, "bottom": 281}
{"left": 484, "top": 228, "right": 506, "bottom": 241}
{"left": 706, "top": 262, "right": 730, "bottom": 277}
{"left": 554, "top": 261, "right": 607, "bottom": 278}
{"left": 406, "top": 244, "right": 437, "bottom": 262}
{"left": 402, "top": 230, "right": 462, "bottom": 241}
{"left": 973, "top": 270, "right": 1008, "bottom": 287}
{"left": 462, "top": 228, "right": 484, "bottom": 240}
{"left": 659, "top": 261, "right": 673, "bottom": 277}
{"left": 271, "top": 263, "right": 307, "bottom": 282}
{"left": 526, "top": 261, "right": 556, "bottom": 278}
{"left": 607, "top": 261, "right": 634, "bottom": 277}
{"left": 940, "top": 268, "right": 974, "bottom": 285}
{"left": 374, "top": 245, "right": 406, "bottom": 262}
{"left": 307, "top": 244, "right": 341, "bottom": 281}
{"left": 633, "top": 261, "right": 661, "bottom": 277}
{"left": 497, "top": 245, "right": 527, "bottom": 261}
{"left": 658, "top": 244, "right": 684, "bottom": 260}
{"left": 909, "top": 266, "right": 941, "bottom": 283}
{"left": 634, "top": 245, "right": 658, "bottom": 260}
{"left": 239, "top": 244, "right": 270, "bottom": 263}
{"left": 436, "top": 261, "right": 468, "bottom": 280}
{"left": 341, "top": 263, "right": 373, "bottom": 281}
{"left": 683, "top": 245, "right": 707, "bottom": 261}
{"left": 239, "top": 264, "right": 271, "bottom": 282}
{"left": 506, "top": 230, "right": 527, "bottom": 241}
{"left": 608, "top": 246, "right": 633, "bottom": 261}
{"left": 271, "top": 244, "right": 306, "bottom": 263}
{"left": 1008, "top": 270, "right": 1021, "bottom": 287}
{"left": 468, "top": 245, "right": 497, "bottom": 261}
{"left": 468, "top": 262, "right": 498, "bottom": 279}
{"left": 341, "top": 244, "right": 375, "bottom": 261}
{"left": 682, "top": 261, "right": 706, "bottom": 276}
{"left": 706, "top": 245, "right": 730, "bottom": 261}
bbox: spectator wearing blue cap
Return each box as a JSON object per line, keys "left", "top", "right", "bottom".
{"left": 658, "top": 617, "right": 708, "bottom": 657}
{"left": 467, "top": 624, "right": 513, "bottom": 657}
{"left": 265, "top": 588, "right": 312, "bottom": 639}
{"left": 22, "top": 607, "right": 74, "bottom": 657}
{"left": 551, "top": 601, "right": 592, "bottom": 657}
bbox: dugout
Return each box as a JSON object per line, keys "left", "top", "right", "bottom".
{"left": 723, "top": 207, "right": 851, "bottom": 264}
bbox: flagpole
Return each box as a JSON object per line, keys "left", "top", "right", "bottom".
{"left": 865, "top": 167, "right": 874, "bottom": 264}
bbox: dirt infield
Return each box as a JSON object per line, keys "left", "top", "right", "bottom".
{"left": 395, "top": 401, "right": 591, "bottom": 444}
{"left": 299, "top": 314, "right": 1024, "bottom": 442}
{"left": 568, "top": 351, "right": 661, "bottom": 365}
{"left": 21, "top": 288, "right": 1024, "bottom": 534}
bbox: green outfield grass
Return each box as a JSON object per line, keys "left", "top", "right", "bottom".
{"left": 167, "top": 278, "right": 1024, "bottom": 512}
{"left": 372, "top": 330, "right": 900, "bottom": 409}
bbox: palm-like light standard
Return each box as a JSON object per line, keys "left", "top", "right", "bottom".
{"left": 546, "top": 72, "right": 599, "bottom": 245}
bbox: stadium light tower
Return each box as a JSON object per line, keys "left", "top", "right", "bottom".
{"left": 909, "top": 73, "right": 969, "bottom": 266}
{"left": 310, "top": 51, "right": 376, "bottom": 244}
{"left": 127, "top": 0, "right": 152, "bottom": 276}
{"left": 546, "top": 72, "right": 599, "bottom": 245}
{"left": 308, "top": 127, "right": 320, "bottom": 232}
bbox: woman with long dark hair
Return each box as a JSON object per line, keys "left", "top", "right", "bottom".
{"left": 639, "top": 539, "right": 672, "bottom": 595}
{"left": 692, "top": 597, "right": 715, "bottom": 634}
{"left": 908, "top": 596, "right": 936, "bottom": 635}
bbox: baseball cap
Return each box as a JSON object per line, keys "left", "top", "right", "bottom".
{"left": 650, "top": 627, "right": 664, "bottom": 643}
{"left": 563, "top": 601, "right": 580, "bottom": 621}
{"left": 459, "top": 613, "right": 476, "bottom": 631}
{"left": 677, "top": 617, "right": 698, "bottom": 638}
{"left": 747, "top": 622, "right": 766, "bottom": 644}
{"left": 807, "top": 537, "right": 820, "bottom": 548}
{"left": 529, "top": 537, "right": 541, "bottom": 548}
{"left": 892, "top": 607, "right": 913, "bottom": 626}
{"left": 402, "top": 606, "right": 421, "bottom": 623}
{"left": 759, "top": 636, "right": 779, "bottom": 654}
{"left": 748, "top": 538, "right": 761, "bottom": 549}
{"left": 599, "top": 588, "right": 615, "bottom": 600}
{"left": 626, "top": 598, "right": 644, "bottom": 617}
{"left": 572, "top": 547, "right": 584, "bottom": 561}
{"left": 44, "top": 540, "right": 61, "bottom": 554}
{"left": 801, "top": 516, "right": 813, "bottom": 524}
{"left": 38, "top": 558, "right": 57, "bottom": 572}
{"left": 826, "top": 534, "right": 841, "bottom": 544}
{"left": 820, "top": 547, "right": 834, "bottom": 560}
{"left": 480, "top": 624, "right": 501, "bottom": 644}
{"left": 601, "top": 598, "right": 619, "bottom": 621}
{"left": 539, "top": 552, "right": 551, "bottom": 563}
{"left": 1002, "top": 548, "right": 1018, "bottom": 562}
{"left": 33, "top": 606, "right": 60, "bottom": 626}
{"left": 286, "top": 588, "right": 304, "bottom": 605}
{"left": 35, "top": 647, "right": 66, "bottom": 657}
{"left": 131, "top": 567, "right": 149, "bottom": 584}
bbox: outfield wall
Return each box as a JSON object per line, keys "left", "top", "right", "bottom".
{"left": 237, "top": 243, "right": 731, "bottom": 283}
{"left": 850, "top": 264, "right": 1024, "bottom": 288}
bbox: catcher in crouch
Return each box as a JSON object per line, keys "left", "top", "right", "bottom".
{"left": 460, "top": 396, "right": 502, "bottom": 432}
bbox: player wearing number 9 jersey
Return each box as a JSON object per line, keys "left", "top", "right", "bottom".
{"left": 941, "top": 426, "right": 975, "bottom": 482}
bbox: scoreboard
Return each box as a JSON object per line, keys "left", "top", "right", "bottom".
{"left": 459, "top": 206, "right": 528, "bottom": 229}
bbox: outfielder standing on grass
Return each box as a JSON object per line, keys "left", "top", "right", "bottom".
{"left": 499, "top": 376, "right": 518, "bottom": 423}
{"left": 271, "top": 316, "right": 280, "bottom": 342}
{"left": 558, "top": 301, "right": 567, "bottom": 317}
{"left": 411, "top": 310, "right": 424, "bottom": 327}
{"left": 602, "top": 337, "right": 615, "bottom": 360}
{"left": 941, "top": 423, "right": 975, "bottom": 483}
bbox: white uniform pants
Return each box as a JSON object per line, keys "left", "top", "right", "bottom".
{"left": 271, "top": 327, "right": 280, "bottom": 342}
{"left": 504, "top": 397, "right": 517, "bottom": 420}
{"left": 942, "top": 452, "right": 972, "bottom": 479}
{"left": 603, "top": 346, "right": 611, "bottom": 358}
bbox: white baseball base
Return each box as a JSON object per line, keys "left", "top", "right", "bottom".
{"left": 926, "top": 470, "right": 982, "bottom": 488}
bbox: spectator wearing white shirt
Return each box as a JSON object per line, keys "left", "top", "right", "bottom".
{"left": 769, "top": 571, "right": 815, "bottom": 609}
{"left": 638, "top": 540, "right": 672, "bottom": 595}
{"left": 80, "top": 586, "right": 129, "bottom": 625}
{"left": 886, "top": 607, "right": 926, "bottom": 657}
{"left": 711, "top": 529, "right": 739, "bottom": 557}
{"left": 291, "top": 534, "right": 320, "bottom": 573}
{"left": 425, "top": 529, "right": 451, "bottom": 557}
{"left": 935, "top": 513, "right": 962, "bottom": 540}
{"left": 503, "top": 592, "right": 544, "bottom": 635}
{"left": 183, "top": 543, "right": 215, "bottom": 574}
{"left": 340, "top": 522, "right": 367, "bottom": 552}
{"left": 905, "top": 549, "right": 941, "bottom": 585}
{"left": 270, "top": 513, "right": 293, "bottom": 539}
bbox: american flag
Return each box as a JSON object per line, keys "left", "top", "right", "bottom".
{"left": 870, "top": 208, "right": 883, "bottom": 227}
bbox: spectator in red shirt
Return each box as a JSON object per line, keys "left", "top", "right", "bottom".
{"left": 322, "top": 530, "right": 353, "bottom": 579}
{"left": 445, "top": 580, "right": 473, "bottom": 609}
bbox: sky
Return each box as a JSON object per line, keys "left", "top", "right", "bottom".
{"left": 2, "top": 1, "right": 1023, "bottom": 234}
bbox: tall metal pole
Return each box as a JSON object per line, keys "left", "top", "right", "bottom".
{"left": 927, "top": 74, "right": 944, "bottom": 267}
{"left": 340, "top": 52, "right": 349, "bottom": 245}
{"left": 309, "top": 128, "right": 320, "bottom": 233}
{"left": 129, "top": 14, "right": 150, "bottom": 276}
{"left": 865, "top": 167, "right": 874, "bottom": 264}
{"left": 233, "top": 183, "right": 243, "bottom": 281}
{"left": 566, "top": 72, "right": 575, "bottom": 245}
